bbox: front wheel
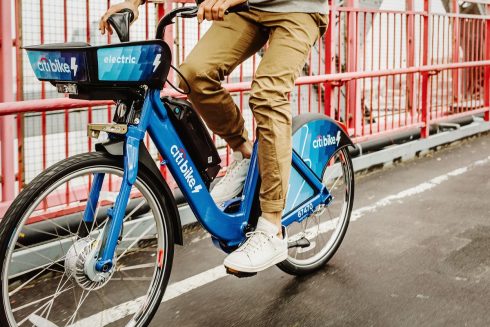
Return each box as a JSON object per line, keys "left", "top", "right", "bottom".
{"left": 278, "top": 147, "right": 354, "bottom": 276}
{"left": 0, "top": 152, "right": 174, "bottom": 326}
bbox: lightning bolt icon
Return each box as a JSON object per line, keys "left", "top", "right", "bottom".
{"left": 70, "top": 57, "right": 78, "bottom": 76}
{"left": 336, "top": 130, "right": 341, "bottom": 147}
{"left": 153, "top": 54, "right": 161, "bottom": 73}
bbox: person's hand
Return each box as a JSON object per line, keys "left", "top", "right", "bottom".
{"left": 197, "top": 0, "right": 246, "bottom": 23}
{"left": 99, "top": 0, "right": 140, "bottom": 35}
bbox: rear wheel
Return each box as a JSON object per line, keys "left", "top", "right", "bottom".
{"left": 278, "top": 147, "right": 354, "bottom": 276}
{"left": 0, "top": 152, "right": 174, "bottom": 326}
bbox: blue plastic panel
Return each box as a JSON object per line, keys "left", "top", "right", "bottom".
{"left": 284, "top": 118, "right": 345, "bottom": 213}
{"left": 26, "top": 50, "right": 88, "bottom": 81}
{"left": 284, "top": 166, "right": 315, "bottom": 213}
{"left": 97, "top": 44, "right": 165, "bottom": 82}
{"left": 292, "top": 119, "right": 343, "bottom": 179}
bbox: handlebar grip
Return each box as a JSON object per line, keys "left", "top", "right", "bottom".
{"left": 225, "top": 1, "right": 250, "bottom": 14}
{"left": 107, "top": 8, "right": 135, "bottom": 42}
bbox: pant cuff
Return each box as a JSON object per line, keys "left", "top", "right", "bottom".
{"left": 260, "top": 198, "right": 286, "bottom": 213}
{"left": 224, "top": 128, "right": 249, "bottom": 150}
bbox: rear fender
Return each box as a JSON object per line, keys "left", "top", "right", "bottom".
{"left": 284, "top": 114, "right": 354, "bottom": 213}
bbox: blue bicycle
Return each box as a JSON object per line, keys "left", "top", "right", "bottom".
{"left": 0, "top": 3, "right": 354, "bottom": 326}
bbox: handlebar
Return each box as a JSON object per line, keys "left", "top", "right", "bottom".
{"left": 108, "top": 1, "right": 249, "bottom": 43}
{"left": 155, "top": 1, "right": 250, "bottom": 40}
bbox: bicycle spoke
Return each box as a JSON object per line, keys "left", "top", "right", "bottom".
{"left": 116, "top": 262, "right": 155, "bottom": 272}
{"left": 285, "top": 149, "right": 352, "bottom": 267}
{"left": 17, "top": 275, "right": 75, "bottom": 327}
{"left": 64, "top": 287, "right": 94, "bottom": 326}
{"left": 117, "top": 224, "right": 155, "bottom": 261}
{"left": 3, "top": 164, "right": 168, "bottom": 327}
{"left": 9, "top": 258, "right": 65, "bottom": 297}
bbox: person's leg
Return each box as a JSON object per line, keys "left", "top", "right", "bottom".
{"left": 178, "top": 11, "right": 268, "bottom": 155}
{"left": 251, "top": 12, "right": 327, "bottom": 233}
{"left": 224, "top": 12, "right": 327, "bottom": 274}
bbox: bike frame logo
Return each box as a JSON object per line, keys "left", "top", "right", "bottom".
{"left": 103, "top": 53, "right": 161, "bottom": 72}
{"left": 37, "top": 57, "right": 79, "bottom": 76}
{"left": 170, "top": 145, "right": 203, "bottom": 193}
{"left": 312, "top": 130, "right": 341, "bottom": 149}
{"left": 103, "top": 55, "right": 137, "bottom": 64}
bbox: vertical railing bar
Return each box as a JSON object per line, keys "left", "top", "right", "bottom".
{"left": 370, "top": 12, "right": 374, "bottom": 134}
{"left": 452, "top": 0, "right": 460, "bottom": 106}
{"left": 406, "top": 0, "right": 415, "bottom": 124}
{"left": 337, "top": 10, "right": 340, "bottom": 123}
{"left": 362, "top": 11, "right": 366, "bottom": 136}
{"left": 355, "top": 8, "right": 359, "bottom": 135}
{"left": 468, "top": 18, "right": 473, "bottom": 113}
{"left": 485, "top": 3, "right": 490, "bottom": 121}
{"left": 429, "top": 14, "right": 435, "bottom": 121}
{"left": 447, "top": 16, "right": 451, "bottom": 116}
{"left": 391, "top": 13, "right": 396, "bottom": 130}
{"left": 298, "top": 85, "right": 301, "bottom": 116}
{"left": 464, "top": 16, "right": 470, "bottom": 112}
{"left": 324, "top": 0, "right": 333, "bottom": 118}
{"left": 398, "top": 13, "right": 403, "bottom": 128}
{"left": 478, "top": 19, "right": 483, "bottom": 109}
{"left": 307, "top": 46, "right": 312, "bottom": 115}
{"left": 421, "top": 0, "right": 430, "bottom": 138}
{"left": 435, "top": 15, "right": 441, "bottom": 119}
{"left": 385, "top": 13, "right": 389, "bottom": 132}
{"left": 15, "top": 0, "right": 24, "bottom": 193}
{"left": 377, "top": 11, "right": 381, "bottom": 135}
{"left": 445, "top": 16, "right": 450, "bottom": 116}
{"left": 317, "top": 23, "right": 322, "bottom": 114}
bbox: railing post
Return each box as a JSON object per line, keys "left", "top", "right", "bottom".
{"left": 452, "top": 0, "right": 460, "bottom": 104}
{"left": 421, "top": 0, "right": 431, "bottom": 138}
{"left": 324, "top": 0, "right": 334, "bottom": 118}
{"left": 0, "top": 0, "right": 16, "bottom": 202}
{"left": 15, "top": 0, "right": 25, "bottom": 192}
{"left": 485, "top": 3, "right": 490, "bottom": 122}
{"left": 346, "top": 0, "right": 360, "bottom": 136}
{"left": 406, "top": 0, "right": 415, "bottom": 117}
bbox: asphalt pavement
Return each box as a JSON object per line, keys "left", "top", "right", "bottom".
{"left": 142, "top": 132, "right": 490, "bottom": 327}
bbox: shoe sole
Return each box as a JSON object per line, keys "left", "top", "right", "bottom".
{"left": 224, "top": 251, "right": 288, "bottom": 274}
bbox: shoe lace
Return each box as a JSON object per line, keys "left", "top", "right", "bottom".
{"left": 240, "top": 231, "right": 274, "bottom": 254}
{"left": 218, "top": 160, "right": 246, "bottom": 184}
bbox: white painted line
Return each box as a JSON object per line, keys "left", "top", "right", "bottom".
{"left": 73, "top": 266, "right": 227, "bottom": 326}
{"left": 72, "top": 155, "right": 490, "bottom": 326}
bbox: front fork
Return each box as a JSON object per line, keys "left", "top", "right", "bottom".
{"left": 82, "top": 90, "right": 155, "bottom": 272}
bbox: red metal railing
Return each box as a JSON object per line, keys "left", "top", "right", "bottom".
{"left": 1, "top": 0, "right": 490, "bottom": 217}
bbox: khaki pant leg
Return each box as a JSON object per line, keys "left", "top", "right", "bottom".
{"left": 178, "top": 13, "right": 268, "bottom": 149}
{"left": 250, "top": 12, "right": 325, "bottom": 213}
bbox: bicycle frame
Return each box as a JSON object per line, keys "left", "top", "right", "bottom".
{"left": 85, "top": 89, "right": 332, "bottom": 272}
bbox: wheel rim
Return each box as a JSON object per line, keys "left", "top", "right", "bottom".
{"left": 2, "top": 165, "right": 168, "bottom": 326}
{"left": 286, "top": 148, "right": 352, "bottom": 267}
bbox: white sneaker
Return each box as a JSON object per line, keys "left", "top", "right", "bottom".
{"left": 211, "top": 151, "right": 250, "bottom": 204}
{"left": 224, "top": 217, "right": 288, "bottom": 273}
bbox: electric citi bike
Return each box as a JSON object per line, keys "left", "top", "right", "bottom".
{"left": 0, "top": 2, "right": 355, "bottom": 326}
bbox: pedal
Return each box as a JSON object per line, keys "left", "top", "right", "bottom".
{"left": 288, "top": 237, "right": 311, "bottom": 249}
{"left": 225, "top": 267, "right": 257, "bottom": 278}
